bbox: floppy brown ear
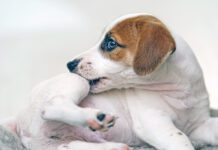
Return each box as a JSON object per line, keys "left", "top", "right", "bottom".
{"left": 133, "top": 21, "right": 176, "bottom": 75}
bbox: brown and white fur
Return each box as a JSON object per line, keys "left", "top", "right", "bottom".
{"left": 2, "top": 13, "right": 218, "bottom": 150}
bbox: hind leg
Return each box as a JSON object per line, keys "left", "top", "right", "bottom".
{"left": 190, "top": 117, "right": 218, "bottom": 148}
{"left": 58, "top": 141, "right": 129, "bottom": 150}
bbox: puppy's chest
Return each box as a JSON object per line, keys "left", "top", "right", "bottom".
{"left": 126, "top": 90, "right": 175, "bottom": 115}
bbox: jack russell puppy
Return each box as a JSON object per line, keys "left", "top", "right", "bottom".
{"left": 2, "top": 13, "right": 218, "bottom": 150}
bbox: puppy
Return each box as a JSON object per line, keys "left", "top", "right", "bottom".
{"left": 2, "top": 13, "right": 218, "bottom": 150}
{"left": 67, "top": 13, "right": 218, "bottom": 149}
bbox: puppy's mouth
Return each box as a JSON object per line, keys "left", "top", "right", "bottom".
{"left": 88, "top": 77, "right": 107, "bottom": 86}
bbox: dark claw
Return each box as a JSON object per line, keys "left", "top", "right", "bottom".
{"left": 97, "top": 113, "right": 106, "bottom": 121}
{"left": 108, "top": 118, "right": 114, "bottom": 124}
{"left": 89, "top": 127, "right": 96, "bottom": 132}
{"left": 108, "top": 124, "right": 114, "bottom": 128}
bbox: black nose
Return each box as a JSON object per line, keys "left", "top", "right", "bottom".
{"left": 67, "top": 59, "right": 81, "bottom": 72}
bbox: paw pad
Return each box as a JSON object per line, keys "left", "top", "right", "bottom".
{"left": 87, "top": 112, "right": 117, "bottom": 132}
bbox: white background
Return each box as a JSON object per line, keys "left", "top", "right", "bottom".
{"left": 0, "top": 0, "right": 218, "bottom": 118}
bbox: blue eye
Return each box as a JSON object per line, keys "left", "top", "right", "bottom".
{"left": 101, "top": 34, "right": 118, "bottom": 52}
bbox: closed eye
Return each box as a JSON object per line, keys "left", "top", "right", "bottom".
{"left": 100, "top": 34, "right": 125, "bottom": 52}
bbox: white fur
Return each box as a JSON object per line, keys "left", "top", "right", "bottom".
{"left": 6, "top": 13, "right": 218, "bottom": 150}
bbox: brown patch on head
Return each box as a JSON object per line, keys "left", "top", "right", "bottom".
{"left": 101, "top": 15, "right": 176, "bottom": 75}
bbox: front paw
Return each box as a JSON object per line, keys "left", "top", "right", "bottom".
{"left": 86, "top": 110, "right": 117, "bottom": 132}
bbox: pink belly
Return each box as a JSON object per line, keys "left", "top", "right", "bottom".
{"left": 41, "top": 97, "right": 144, "bottom": 146}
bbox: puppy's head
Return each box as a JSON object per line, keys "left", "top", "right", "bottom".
{"left": 67, "top": 13, "right": 176, "bottom": 93}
